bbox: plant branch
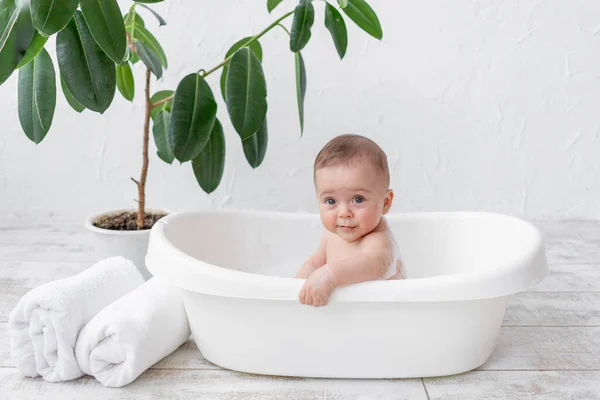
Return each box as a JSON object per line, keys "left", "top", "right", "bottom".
{"left": 151, "top": 95, "right": 171, "bottom": 109}
{"left": 125, "top": 31, "right": 136, "bottom": 53}
{"left": 137, "top": 68, "right": 152, "bottom": 229}
{"left": 150, "top": 9, "right": 295, "bottom": 109}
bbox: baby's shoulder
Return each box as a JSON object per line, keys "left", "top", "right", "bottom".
{"left": 359, "top": 229, "right": 395, "bottom": 252}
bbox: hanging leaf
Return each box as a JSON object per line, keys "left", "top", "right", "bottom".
{"left": 220, "top": 36, "right": 263, "bottom": 101}
{"left": 225, "top": 47, "right": 267, "bottom": 140}
{"left": 16, "top": 31, "right": 48, "bottom": 69}
{"left": 150, "top": 89, "right": 173, "bottom": 119}
{"left": 342, "top": 0, "right": 382, "bottom": 40}
{"left": 192, "top": 119, "right": 226, "bottom": 194}
{"left": 137, "top": 3, "right": 166, "bottom": 26}
{"left": 60, "top": 74, "right": 85, "bottom": 113}
{"left": 116, "top": 63, "right": 134, "bottom": 101}
{"left": 80, "top": 0, "right": 127, "bottom": 64}
{"left": 152, "top": 109, "right": 174, "bottom": 164}
{"left": 294, "top": 51, "right": 306, "bottom": 135}
{"left": 134, "top": 39, "right": 162, "bottom": 79}
{"left": 18, "top": 48, "right": 56, "bottom": 144}
{"left": 30, "top": 0, "right": 78, "bottom": 36}
{"left": 267, "top": 0, "right": 283, "bottom": 13}
{"left": 338, "top": 0, "right": 349, "bottom": 7}
{"left": 0, "top": 0, "right": 35, "bottom": 85}
{"left": 134, "top": 23, "right": 168, "bottom": 68}
{"left": 170, "top": 73, "right": 217, "bottom": 162}
{"left": 56, "top": 11, "right": 116, "bottom": 113}
{"left": 289, "top": 0, "right": 314, "bottom": 52}
{"left": 324, "top": 3, "right": 348, "bottom": 59}
{"left": 134, "top": 0, "right": 163, "bottom": 3}
{"left": 242, "top": 119, "right": 268, "bottom": 168}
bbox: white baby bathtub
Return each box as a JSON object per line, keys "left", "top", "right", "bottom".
{"left": 145, "top": 209, "right": 548, "bottom": 378}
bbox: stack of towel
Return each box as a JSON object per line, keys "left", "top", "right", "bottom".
{"left": 8, "top": 256, "right": 191, "bottom": 387}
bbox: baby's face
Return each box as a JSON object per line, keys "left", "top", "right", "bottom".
{"left": 315, "top": 162, "right": 393, "bottom": 243}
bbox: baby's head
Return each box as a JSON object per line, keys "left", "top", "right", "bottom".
{"left": 313, "top": 134, "right": 393, "bottom": 242}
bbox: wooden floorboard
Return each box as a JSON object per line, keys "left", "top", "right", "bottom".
{"left": 424, "top": 371, "right": 600, "bottom": 400}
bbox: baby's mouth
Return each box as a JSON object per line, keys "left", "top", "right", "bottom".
{"left": 338, "top": 225, "right": 356, "bottom": 231}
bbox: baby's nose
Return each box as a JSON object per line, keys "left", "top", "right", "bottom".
{"left": 338, "top": 205, "right": 352, "bottom": 218}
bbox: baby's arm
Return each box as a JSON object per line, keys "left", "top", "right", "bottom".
{"left": 295, "top": 233, "right": 327, "bottom": 278}
{"left": 298, "top": 232, "right": 393, "bottom": 307}
{"left": 327, "top": 232, "right": 394, "bottom": 287}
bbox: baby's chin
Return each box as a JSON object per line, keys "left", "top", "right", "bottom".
{"left": 334, "top": 226, "right": 365, "bottom": 242}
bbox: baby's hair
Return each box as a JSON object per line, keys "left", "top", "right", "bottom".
{"left": 314, "top": 134, "right": 390, "bottom": 186}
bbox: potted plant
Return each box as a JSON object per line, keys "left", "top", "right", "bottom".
{"left": 0, "top": 0, "right": 383, "bottom": 278}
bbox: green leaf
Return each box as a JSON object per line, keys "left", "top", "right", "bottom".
{"left": 134, "top": 23, "right": 168, "bottom": 68}
{"left": 220, "top": 36, "right": 262, "bottom": 101}
{"left": 192, "top": 119, "right": 225, "bottom": 194}
{"left": 170, "top": 73, "right": 217, "bottom": 162}
{"left": 127, "top": 47, "right": 139, "bottom": 64}
{"left": 225, "top": 47, "right": 267, "bottom": 140}
{"left": 56, "top": 11, "right": 116, "bottom": 113}
{"left": 30, "top": 0, "right": 78, "bottom": 36}
{"left": 134, "top": 39, "right": 162, "bottom": 79}
{"left": 80, "top": 0, "right": 127, "bottom": 64}
{"left": 267, "top": 0, "right": 283, "bottom": 13}
{"left": 150, "top": 89, "right": 173, "bottom": 119}
{"left": 0, "top": 0, "right": 28, "bottom": 51}
{"left": 124, "top": 11, "right": 144, "bottom": 37}
{"left": 116, "top": 63, "right": 134, "bottom": 101}
{"left": 152, "top": 109, "right": 174, "bottom": 164}
{"left": 338, "top": 0, "right": 349, "bottom": 8}
{"left": 134, "top": 0, "right": 163, "bottom": 3}
{"left": 16, "top": 31, "right": 48, "bottom": 69}
{"left": 294, "top": 51, "right": 306, "bottom": 135}
{"left": 289, "top": 0, "right": 314, "bottom": 52}
{"left": 242, "top": 118, "right": 268, "bottom": 168}
{"left": 137, "top": 3, "right": 166, "bottom": 26}
{"left": 60, "top": 74, "right": 85, "bottom": 113}
{"left": 18, "top": 47, "right": 56, "bottom": 144}
{"left": 0, "top": 0, "right": 35, "bottom": 85}
{"left": 342, "top": 0, "right": 382, "bottom": 40}
{"left": 324, "top": 3, "right": 347, "bottom": 59}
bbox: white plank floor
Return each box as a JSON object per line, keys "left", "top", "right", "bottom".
{"left": 1, "top": 213, "right": 599, "bottom": 399}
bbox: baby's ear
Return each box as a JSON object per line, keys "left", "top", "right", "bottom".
{"left": 382, "top": 189, "right": 394, "bottom": 214}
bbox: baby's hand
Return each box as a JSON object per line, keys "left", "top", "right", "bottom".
{"left": 299, "top": 265, "right": 335, "bottom": 307}
{"left": 295, "top": 262, "right": 317, "bottom": 279}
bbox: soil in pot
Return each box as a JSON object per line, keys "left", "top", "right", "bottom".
{"left": 93, "top": 211, "right": 167, "bottom": 231}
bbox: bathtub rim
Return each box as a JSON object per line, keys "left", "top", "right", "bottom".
{"left": 145, "top": 209, "right": 548, "bottom": 303}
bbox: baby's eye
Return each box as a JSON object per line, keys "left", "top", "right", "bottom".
{"left": 326, "top": 198, "right": 336, "bottom": 205}
{"left": 353, "top": 196, "right": 365, "bottom": 204}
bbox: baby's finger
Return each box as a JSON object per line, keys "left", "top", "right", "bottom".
{"left": 299, "top": 286, "right": 306, "bottom": 304}
{"left": 305, "top": 292, "right": 313, "bottom": 306}
{"left": 318, "top": 297, "right": 326, "bottom": 307}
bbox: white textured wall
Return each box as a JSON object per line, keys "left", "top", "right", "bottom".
{"left": 1, "top": 0, "right": 600, "bottom": 220}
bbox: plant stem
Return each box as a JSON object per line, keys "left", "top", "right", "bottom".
{"left": 206, "top": 9, "right": 295, "bottom": 78}
{"left": 137, "top": 68, "right": 151, "bottom": 229}
{"left": 150, "top": 10, "right": 295, "bottom": 109}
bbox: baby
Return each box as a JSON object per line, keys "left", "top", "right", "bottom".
{"left": 296, "top": 134, "right": 404, "bottom": 307}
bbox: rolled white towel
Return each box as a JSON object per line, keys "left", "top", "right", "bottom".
{"left": 75, "top": 277, "right": 191, "bottom": 387}
{"left": 8, "top": 256, "right": 145, "bottom": 382}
